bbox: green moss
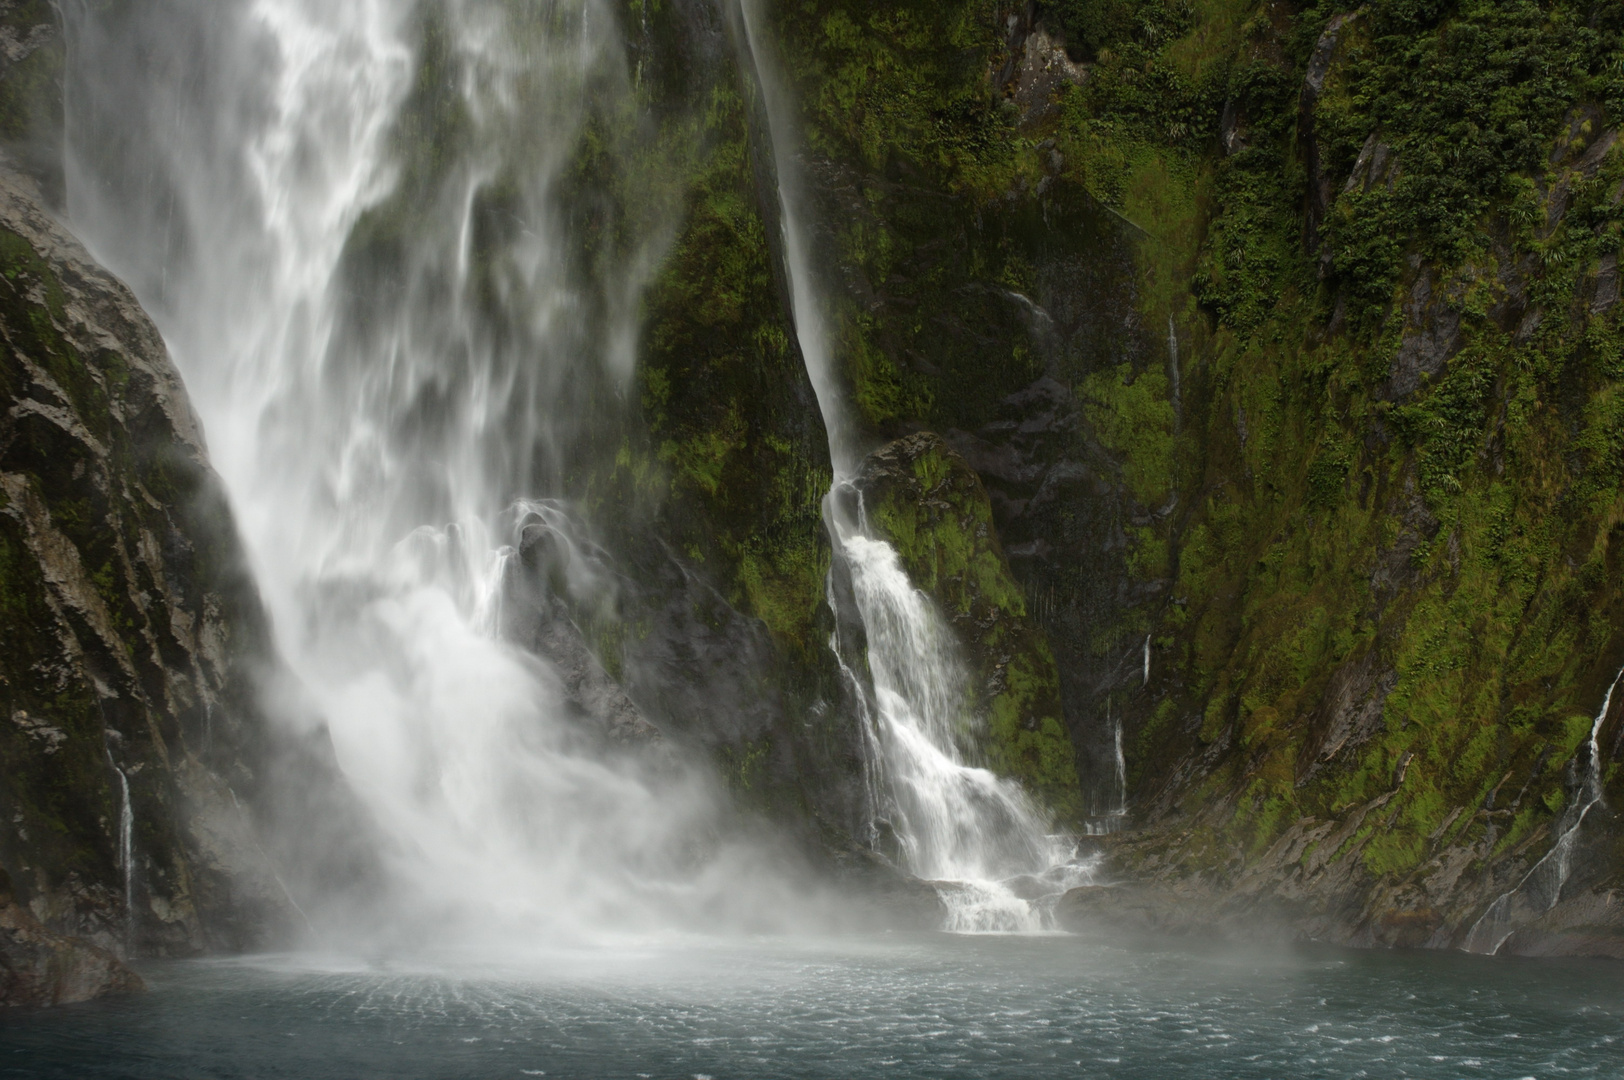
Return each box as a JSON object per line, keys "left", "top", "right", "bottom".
{"left": 1080, "top": 363, "right": 1176, "bottom": 507}
{"left": 1019, "top": 0, "right": 1624, "bottom": 888}
{"left": 985, "top": 646, "right": 1082, "bottom": 819}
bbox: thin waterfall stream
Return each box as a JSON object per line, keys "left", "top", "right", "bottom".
{"left": 1463, "top": 666, "right": 1624, "bottom": 955}
{"left": 735, "top": 0, "right": 1094, "bottom": 932}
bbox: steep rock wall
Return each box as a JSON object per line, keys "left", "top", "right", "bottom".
{"left": 0, "top": 0, "right": 384, "bottom": 1004}
{"left": 749, "top": 0, "right": 1624, "bottom": 954}
{"left": 758, "top": 0, "right": 1158, "bottom": 815}
{"left": 0, "top": 157, "right": 299, "bottom": 966}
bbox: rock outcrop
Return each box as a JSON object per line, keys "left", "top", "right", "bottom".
{"left": 0, "top": 157, "right": 356, "bottom": 993}
{"left": 0, "top": 870, "right": 141, "bottom": 1006}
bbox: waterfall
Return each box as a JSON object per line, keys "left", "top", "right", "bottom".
{"left": 1463, "top": 667, "right": 1624, "bottom": 955}
{"left": 105, "top": 752, "right": 134, "bottom": 947}
{"left": 1166, "top": 315, "right": 1181, "bottom": 423}
{"left": 1112, "top": 718, "right": 1127, "bottom": 815}
{"left": 1082, "top": 697, "right": 1127, "bottom": 835}
{"left": 735, "top": 1, "right": 1091, "bottom": 931}
{"left": 61, "top": 0, "right": 759, "bottom": 945}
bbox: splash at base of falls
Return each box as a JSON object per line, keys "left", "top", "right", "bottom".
{"left": 934, "top": 856, "right": 1102, "bottom": 933}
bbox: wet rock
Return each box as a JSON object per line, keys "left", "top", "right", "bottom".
{"left": 827, "top": 847, "right": 947, "bottom": 931}
{"left": 1007, "top": 28, "right": 1085, "bottom": 127}
{"left": 1500, "top": 889, "right": 1624, "bottom": 960}
{"left": 0, "top": 870, "right": 141, "bottom": 1006}
{"left": 1056, "top": 884, "right": 1211, "bottom": 939}
{"left": 0, "top": 157, "right": 355, "bottom": 959}
{"left": 1299, "top": 11, "right": 1358, "bottom": 234}
{"left": 1386, "top": 267, "right": 1462, "bottom": 399}
{"left": 1592, "top": 253, "right": 1618, "bottom": 315}
{"left": 501, "top": 523, "right": 660, "bottom": 745}
{"left": 1296, "top": 650, "right": 1398, "bottom": 785}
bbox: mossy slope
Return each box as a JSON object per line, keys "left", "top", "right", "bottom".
{"left": 1026, "top": 0, "right": 1624, "bottom": 950}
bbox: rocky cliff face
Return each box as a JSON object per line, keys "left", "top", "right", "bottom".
{"left": 7, "top": 0, "right": 1623, "bottom": 972}
{"left": 0, "top": 0, "right": 386, "bottom": 1004}
{"left": 0, "top": 156, "right": 330, "bottom": 967}
{"left": 742, "top": 0, "right": 1624, "bottom": 955}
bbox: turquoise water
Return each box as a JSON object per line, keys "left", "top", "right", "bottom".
{"left": 2, "top": 932, "right": 1621, "bottom": 1078}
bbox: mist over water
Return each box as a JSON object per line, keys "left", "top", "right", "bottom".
{"left": 6, "top": 937, "right": 1624, "bottom": 1078}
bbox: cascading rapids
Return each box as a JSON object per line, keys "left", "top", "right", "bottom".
{"left": 736, "top": 1, "right": 1096, "bottom": 932}
{"left": 60, "top": 0, "right": 770, "bottom": 946}
{"left": 832, "top": 500, "right": 1095, "bottom": 931}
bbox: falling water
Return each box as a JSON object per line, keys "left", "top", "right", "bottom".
{"left": 1112, "top": 720, "right": 1127, "bottom": 814}
{"left": 62, "top": 0, "right": 764, "bottom": 945}
{"left": 1166, "top": 315, "right": 1181, "bottom": 422}
{"left": 1082, "top": 697, "right": 1127, "bottom": 836}
{"left": 105, "top": 753, "right": 134, "bottom": 946}
{"left": 1463, "top": 667, "right": 1624, "bottom": 955}
{"left": 736, "top": 1, "right": 1091, "bottom": 931}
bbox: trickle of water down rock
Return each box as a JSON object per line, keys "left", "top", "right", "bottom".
{"left": 1464, "top": 667, "right": 1624, "bottom": 955}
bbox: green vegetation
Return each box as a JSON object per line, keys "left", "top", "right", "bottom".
{"left": 1027, "top": 0, "right": 1624, "bottom": 891}
{"left": 765, "top": 0, "right": 1624, "bottom": 900}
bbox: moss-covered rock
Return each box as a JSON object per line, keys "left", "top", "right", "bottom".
{"left": 749, "top": 0, "right": 1624, "bottom": 953}
{"left": 1016, "top": 0, "right": 1624, "bottom": 953}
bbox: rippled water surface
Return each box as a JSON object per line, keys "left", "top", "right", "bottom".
{"left": 3, "top": 933, "right": 1621, "bottom": 1078}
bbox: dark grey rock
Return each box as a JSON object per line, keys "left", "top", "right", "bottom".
{"left": 0, "top": 158, "right": 369, "bottom": 965}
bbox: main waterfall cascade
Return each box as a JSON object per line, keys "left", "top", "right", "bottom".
{"left": 61, "top": 0, "right": 811, "bottom": 945}
{"left": 734, "top": 1, "right": 1096, "bottom": 931}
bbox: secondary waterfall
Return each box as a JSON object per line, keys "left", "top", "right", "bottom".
{"left": 105, "top": 751, "right": 134, "bottom": 948}
{"left": 61, "top": 0, "right": 763, "bottom": 944}
{"left": 735, "top": 1, "right": 1091, "bottom": 932}
{"left": 1464, "top": 667, "right": 1624, "bottom": 955}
